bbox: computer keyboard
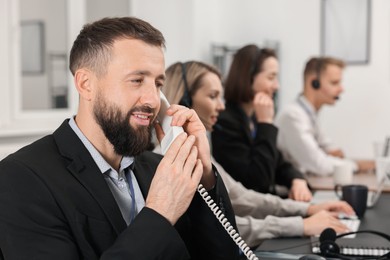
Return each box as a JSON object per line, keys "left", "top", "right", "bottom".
{"left": 339, "top": 218, "right": 360, "bottom": 238}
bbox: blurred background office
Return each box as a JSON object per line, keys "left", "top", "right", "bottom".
{"left": 0, "top": 0, "right": 389, "bottom": 161}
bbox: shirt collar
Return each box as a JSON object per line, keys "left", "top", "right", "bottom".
{"left": 297, "top": 94, "right": 318, "bottom": 118}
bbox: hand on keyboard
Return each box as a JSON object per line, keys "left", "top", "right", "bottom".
{"left": 307, "top": 200, "right": 355, "bottom": 217}
{"left": 306, "top": 200, "right": 357, "bottom": 237}
{"left": 338, "top": 218, "right": 360, "bottom": 238}
{"left": 304, "top": 210, "right": 352, "bottom": 237}
{"left": 312, "top": 216, "right": 360, "bottom": 238}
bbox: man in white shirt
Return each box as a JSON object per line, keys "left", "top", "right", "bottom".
{"left": 275, "top": 57, "right": 374, "bottom": 176}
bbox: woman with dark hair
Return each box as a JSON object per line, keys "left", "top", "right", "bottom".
{"left": 212, "top": 44, "right": 312, "bottom": 201}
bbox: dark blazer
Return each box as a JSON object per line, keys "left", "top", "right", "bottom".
{"left": 211, "top": 102, "right": 305, "bottom": 194}
{"left": 0, "top": 120, "right": 239, "bottom": 260}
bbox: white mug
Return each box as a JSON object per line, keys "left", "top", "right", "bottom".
{"left": 333, "top": 162, "right": 354, "bottom": 185}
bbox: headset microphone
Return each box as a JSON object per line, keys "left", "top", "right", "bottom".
{"left": 334, "top": 96, "right": 340, "bottom": 100}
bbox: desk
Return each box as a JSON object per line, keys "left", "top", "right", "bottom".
{"left": 257, "top": 193, "right": 390, "bottom": 257}
{"left": 307, "top": 171, "right": 390, "bottom": 192}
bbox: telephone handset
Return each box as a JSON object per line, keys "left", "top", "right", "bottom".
{"left": 158, "top": 91, "right": 258, "bottom": 260}
{"left": 157, "top": 91, "right": 185, "bottom": 155}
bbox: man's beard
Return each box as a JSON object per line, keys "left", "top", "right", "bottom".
{"left": 93, "top": 94, "right": 153, "bottom": 157}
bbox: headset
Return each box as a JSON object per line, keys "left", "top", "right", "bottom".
{"left": 179, "top": 62, "right": 192, "bottom": 108}
{"left": 319, "top": 228, "right": 390, "bottom": 259}
{"left": 311, "top": 58, "right": 324, "bottom": 90}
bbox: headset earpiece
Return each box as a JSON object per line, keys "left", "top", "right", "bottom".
{"left": 179, "top": 62, "right": 192, "bottom": 108}
{"left": 311, "top": 58, "right": 323, "bottom": 90}
{"left": 311, "top": 79, "right": 320, "bottom": 90}
{"left": 319, "top": 228, "right": 340, "bottom": 256}
{"left": 179, "top": 89, "right": 192, "bottom": 107}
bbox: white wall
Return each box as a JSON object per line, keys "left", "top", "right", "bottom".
{"left": 86, "top": 0, "right": 129, "bottom": 23}
{"left": 1, "top": 0, "right": 389, "bottom": 160}
{"left": 131, "top": 0, "right": 197, "bottom": 65}
{"left": 321, "top": 0, "right": 390, "bottom": 159}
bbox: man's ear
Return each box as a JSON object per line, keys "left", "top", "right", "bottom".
{"left": 74, "top": 69, "right": 94, "bottom": 101}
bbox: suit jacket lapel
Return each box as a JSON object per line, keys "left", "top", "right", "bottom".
{"left": 53, "top": 120, "right": 127, "bottom": 235}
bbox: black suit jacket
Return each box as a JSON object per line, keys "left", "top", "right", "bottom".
{"left": 211, "top": 102, "right": 305, "bottom": 194}
{"left": 0, "top": 120, "right": 239, "bottom": 259}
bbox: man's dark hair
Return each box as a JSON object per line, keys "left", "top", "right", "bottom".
{"left": 69, "top": 17, "right": 165, "bottom": 77}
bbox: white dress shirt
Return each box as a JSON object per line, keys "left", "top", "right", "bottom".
{"left": 275, "top": 95, "right": 357, "bottom": 176}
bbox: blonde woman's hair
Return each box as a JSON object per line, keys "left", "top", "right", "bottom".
{"left": 164, "top": 61, "right": 221, "bottom": 106}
